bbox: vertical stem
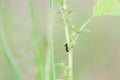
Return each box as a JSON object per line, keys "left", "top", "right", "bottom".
{"left": 59, "top": 0, "right": 73, "bottom": 79}
{"left": 0, "top": 10, "right": 22, "bottom": 80}
{"left": 63, "top": 0, "right": 73, "bottom": 80}
{"left": 29, "top": 0, "right": 44, "bottom": 80}
{"left": 45, "top": 0, "right": 56, "bottom": 80}
{"left": 49, "top": 0, "right": 56, "bottom": 80}
{"left": 64, "top": 19, "right": 73, "bottom": 80}
{"left": 67, "top": 50, "right": 73, "bottom": 80}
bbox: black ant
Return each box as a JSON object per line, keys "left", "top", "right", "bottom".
{"left": 65, "top": 43, "right": 69, "bottom": 52}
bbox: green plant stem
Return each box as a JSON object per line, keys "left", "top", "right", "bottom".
{"left": 45, "top": 0, "right": 56, "bottom": 79}
{"left": 49, "top": 0, "right": 56, "bottom": 80}
{"left": 74, "top": 18, "right": 92, "bottom": 43}
{"left": 79, "top": 18, "right": 92, "bottom": 31}
{"left": 0, "top": 13, "right": 22, "bottom": 80}
{"left": 29, "top": 0, "right": 44, "bottom": 80}
{"left": 59, "top": 3, "right": 73, "bottom": 80}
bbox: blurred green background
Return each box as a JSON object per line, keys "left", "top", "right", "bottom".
{"left": 0, "top": 0, "right": 120, "bottom": 80}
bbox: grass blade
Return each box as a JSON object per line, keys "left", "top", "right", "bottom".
{"left": 45, "top": 0, "right": 56, "bottom": 80}
{"left": 0, "top": 11, "right": 22, "bottom": 80}
{"left": 49, "top": 0, "right": 56, "bottom": 80}
{"left": 29, "top": 0, "right": 44, "bottom": 80}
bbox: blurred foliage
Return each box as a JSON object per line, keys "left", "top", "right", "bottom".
{"left": 0, "top": 0, "right": 120, "bottom": 80}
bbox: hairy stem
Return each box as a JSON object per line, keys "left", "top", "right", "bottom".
{"left": 59, "top": 1, "right": 73, "bottom": 80}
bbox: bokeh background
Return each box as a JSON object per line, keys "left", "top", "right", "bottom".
{"left": 0, "top": 0, "right": 120, "bottom": 80}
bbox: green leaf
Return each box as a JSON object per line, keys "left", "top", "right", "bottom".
{"left": 93, "top": 0, "right": 120, "bottom": 17}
